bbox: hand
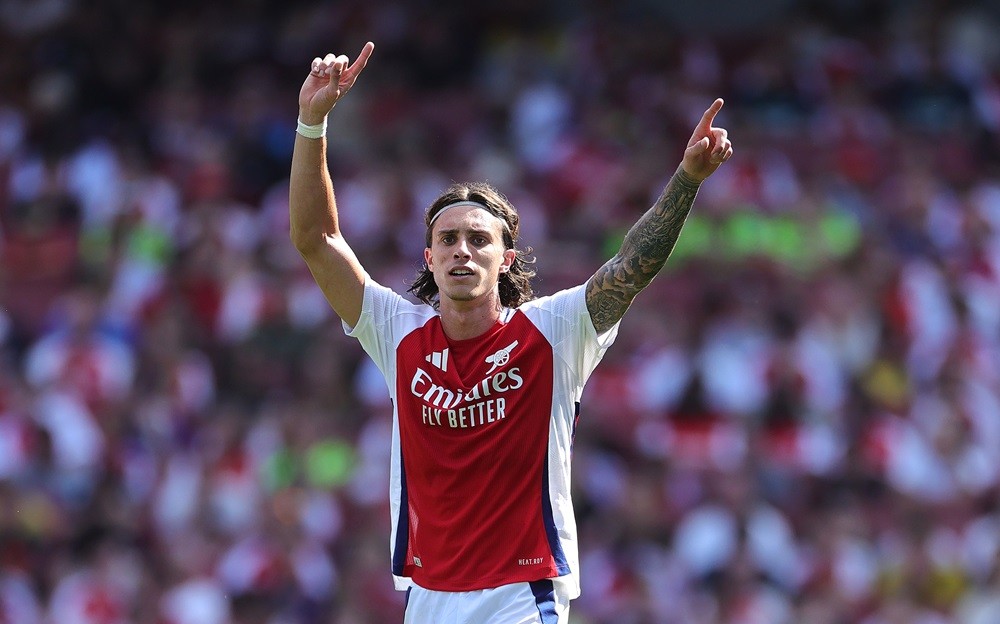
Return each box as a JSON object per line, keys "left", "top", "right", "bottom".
{"left": 681, "top": 98, "right": 733, "bottom": 182}
{"left": 298, "top": 41, "right": 375, "bottom": 125}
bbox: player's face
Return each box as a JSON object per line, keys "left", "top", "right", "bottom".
{"left": 425, "top": 205, "right": 515, "bottom": 306}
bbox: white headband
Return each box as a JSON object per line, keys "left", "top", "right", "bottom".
{"left": 428, "top": 200, "right": 507, "bottom": 229}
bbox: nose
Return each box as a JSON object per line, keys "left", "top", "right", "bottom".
{"left": 454, "top": 238, "right": 471, "bottom": 259}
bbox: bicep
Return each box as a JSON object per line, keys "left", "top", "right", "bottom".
{"left": 585, "top": 256, "right": 639, "bottom": 334}
{"left": 298, "top": 234, "right": 366, "bottom": 327}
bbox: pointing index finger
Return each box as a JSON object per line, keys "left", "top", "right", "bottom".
{"left": 343, "top": 41, "right": 375, "bottom": 82}
{"left": 696, "top": 98, "right": 724, "bottom": 134}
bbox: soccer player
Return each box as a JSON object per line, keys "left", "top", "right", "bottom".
{"left": 290, "top": 42, "right": 732, "bottom": 623}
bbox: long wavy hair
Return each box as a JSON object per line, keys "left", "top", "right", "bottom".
{"left": 408, "top": 182, "right": 536, "bottom": 309}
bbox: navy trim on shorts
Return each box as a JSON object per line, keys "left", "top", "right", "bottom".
{"left": 529, "top": 580, "right": 558, "bottom": 624}
{"left": 541, "top": 453, "right": 570, "bottom": 575}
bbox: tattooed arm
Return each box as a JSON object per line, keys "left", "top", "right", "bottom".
{"left": 586, "top": 167, "right": 702, "bottom": 332}
{"left": 585, "top": 99, "right": 733, "bottom": 333}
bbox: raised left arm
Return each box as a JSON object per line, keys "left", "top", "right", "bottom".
{"left": 585, "top": 98, "right": 733, "bottom": 333}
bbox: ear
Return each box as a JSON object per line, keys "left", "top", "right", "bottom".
{"left": 424, "top": 247, "right": 433, "bottom": 269}
{"left": 500, "top": 249, "right": 515, "bottom": 273}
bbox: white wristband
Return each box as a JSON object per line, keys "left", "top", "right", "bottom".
{"left": 296, "top": 116, "right": 327, "bottom": 139}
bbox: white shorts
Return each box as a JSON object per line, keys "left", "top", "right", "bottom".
{"left": 402, "top": 580, "right": 570, "bottom": 624}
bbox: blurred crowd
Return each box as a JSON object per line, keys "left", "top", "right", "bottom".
{"left": 2, "top": 0, "right": 1000, "bottom": 622}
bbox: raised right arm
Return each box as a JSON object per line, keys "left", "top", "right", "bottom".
{"left": 289, "top": 42, "right": 374, "bottom": 328}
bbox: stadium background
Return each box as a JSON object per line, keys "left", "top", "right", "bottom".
{"left": 2, "top": 0, "right": 1000, "bottom": 622}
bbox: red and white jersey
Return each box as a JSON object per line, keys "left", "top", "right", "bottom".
{"left": 345, "top": 278, "right": 619, "bottom": 598}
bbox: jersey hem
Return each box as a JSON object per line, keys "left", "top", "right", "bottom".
{"left": 402, "top": 568, "right": 569, "bottom": 593}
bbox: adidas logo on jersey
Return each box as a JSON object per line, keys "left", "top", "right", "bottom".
{"left": 425, "top": 348, "right": 449, "bottom": 372}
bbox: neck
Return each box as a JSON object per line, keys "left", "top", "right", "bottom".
{"left": 438, "top": 293, "right": 504, "bottom": 341}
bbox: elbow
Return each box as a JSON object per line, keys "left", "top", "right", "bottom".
{"left": 290, "top": 225, "right": 320, "bottom": 256}
{"left": 290, "top": 226, "right": 343, "bottom": 261}
{"left": 289, "top": 226, "right": 306, "bottom": 252}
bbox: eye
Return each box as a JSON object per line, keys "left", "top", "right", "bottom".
{"left": 441, "top": 234, "right": 456, "bottom": 245}
{"left": 471, "top": 235, "right": 488, "bottom": 246}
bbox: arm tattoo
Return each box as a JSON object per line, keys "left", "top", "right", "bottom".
{"left": 586, "top": 167, "right": 701, "bottom": 333}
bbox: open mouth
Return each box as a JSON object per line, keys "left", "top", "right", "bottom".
{"left": 449, "top": 268, "right": 475, "bottom": 277}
